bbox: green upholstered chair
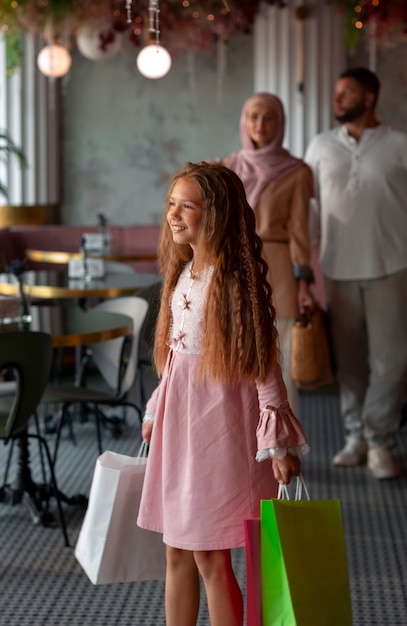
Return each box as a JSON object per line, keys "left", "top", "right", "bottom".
{"left": 0, "top": 330, "right": 69, "bottom": 546}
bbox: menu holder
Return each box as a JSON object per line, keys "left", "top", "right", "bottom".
{"left": 82, "top": 233, "right": 112, "bottom": 254}
{"left": 68, "top": 257, "right": 105, "bottom": 279}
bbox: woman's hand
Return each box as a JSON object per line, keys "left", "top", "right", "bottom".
{"left": 142, "top": 420, "right": 154, "bottom": 442}
{"left": 297, "top": 280, "right": 315, "bottom": 313}
{"left": 272, "top": 453, "right": 301, "bottom": 485}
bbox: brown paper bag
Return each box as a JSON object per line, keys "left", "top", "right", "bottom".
{"left": 290, "top": 307, "right": 335, "bottom": 390}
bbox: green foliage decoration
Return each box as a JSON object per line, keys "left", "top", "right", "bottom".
{"left": 331, "top": 0, "right": 407, "bottom": 54}
{"left": 0, "top": 130, "right": 28, "bottom": 200}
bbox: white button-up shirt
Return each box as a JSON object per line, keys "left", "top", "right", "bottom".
{"left": 305, "top": 123, "right": 407, "bottom": 280}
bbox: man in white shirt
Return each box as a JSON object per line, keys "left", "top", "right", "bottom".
{"left": 305, "top": 67, "right": 407, "bottom": 479}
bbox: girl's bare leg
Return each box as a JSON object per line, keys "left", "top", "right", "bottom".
{"left": 165, "top": 546, "right": 200, "bottom": 626}
{"left": 194, "top": 549, "right": 243, "bottom": 626}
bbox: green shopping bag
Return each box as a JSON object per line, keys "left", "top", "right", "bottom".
{"left": 260, "top": 482, "right": 352, "bottom": 626}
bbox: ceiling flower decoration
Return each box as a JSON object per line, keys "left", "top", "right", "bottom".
{"left": 2, "top": 1, "right": 405, "bottom": 76}
{"left": 0, "top": 0, "right": 263, "bottom": 74}
{"left": 332, "top": 0, "right": 407, "bottom": 52}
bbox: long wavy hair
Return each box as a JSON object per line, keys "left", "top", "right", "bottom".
{"left": 154, "top": 161, "right": 279, "bottom": 383}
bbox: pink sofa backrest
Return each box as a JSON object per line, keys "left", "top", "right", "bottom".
{"left": 8, "top": 225, "right": 122, "bottom": 257}
{"left": 1, "top": 224, "right": 161, "bottom": 274}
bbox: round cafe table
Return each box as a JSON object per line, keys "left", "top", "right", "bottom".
{"left": 0, "top": 269, "right": 161, "bottom": 301}
{"left": 29, "top": 303, "right": 133, "bottom": 348}
{"left": 25, "top": 249, "right": 157, "bottom": 264}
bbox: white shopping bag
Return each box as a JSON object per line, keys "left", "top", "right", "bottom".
{"left": 75, "top": 447, "right": 166, "bottom": 584}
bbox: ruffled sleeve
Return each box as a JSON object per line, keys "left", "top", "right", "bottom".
{"left": 255, "top": 362, "right": 310, "bottom": 461}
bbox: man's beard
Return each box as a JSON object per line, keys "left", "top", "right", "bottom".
{"left": 335, "top": 102, "right": 366, "bottom": 123}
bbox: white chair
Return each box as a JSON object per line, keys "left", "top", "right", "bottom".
{"left": 85, "top": 296, "right": 148, "bottom": 400}
{"left": 43, "top": 296, "right": 148, "bottom": 463}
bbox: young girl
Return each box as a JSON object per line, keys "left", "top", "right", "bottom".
{"left": 137, "top": 162, "right": 309, "bottom": 626}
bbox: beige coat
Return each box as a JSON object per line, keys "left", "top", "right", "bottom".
{"left": 253, "top": 163, "right": 313, "bottom": 319}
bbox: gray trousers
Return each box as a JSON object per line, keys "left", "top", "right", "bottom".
{"left": 325, "top": 268, "right": 407, "bottom": 448}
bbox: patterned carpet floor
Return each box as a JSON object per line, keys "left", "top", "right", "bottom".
{"left": 1, "top": 390, "right": 406, "bottom": 625}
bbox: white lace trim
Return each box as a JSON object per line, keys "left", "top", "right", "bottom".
{"left": 142, "top": 411, "right": 155, "bottom": 423}
{"left": 168, "top": 263, "right": 213, "bottom": 355}
{"left": 256, "top": 443, "right": 310, "bottom": 462}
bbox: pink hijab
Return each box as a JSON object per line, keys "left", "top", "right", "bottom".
{"left": 227, "top": 93, "right": 304, "bottom": 209}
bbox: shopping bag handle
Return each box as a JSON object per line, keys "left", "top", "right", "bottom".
{"left": 138, "top": 441, "right": 150, "bottom": 458}
{"left": 277, "top": 474, "right": 310, "bottom": 501}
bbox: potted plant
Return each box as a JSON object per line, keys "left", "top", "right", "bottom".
{"left": 0, "top": 131, "right": 58, "bottom": 225}
{"left": 0, "top": 129, "right": 27, "bottom": 200}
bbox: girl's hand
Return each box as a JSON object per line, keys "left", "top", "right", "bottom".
{"left": 272, "top": 454, "right": 301, "bottom": 485}
{"left": 142, "top": 420, "right": 154, "bottom": 442}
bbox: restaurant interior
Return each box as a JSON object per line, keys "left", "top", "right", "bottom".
{"left": 0, "top": 1, "right": 406, "bottom": 625}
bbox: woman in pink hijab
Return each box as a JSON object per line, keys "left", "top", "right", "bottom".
{"left": 225, "top": 93, "right": 315, "bottom": 414}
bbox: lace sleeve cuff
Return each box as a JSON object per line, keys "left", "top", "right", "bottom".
{"left": 142, "top": 411, "right": 155, "bottom": 423}
{"left": 256, "top": 400, "right": 310, "bottom": 462}
{"left": 256, "top": 444, "right": 310, "bottom": 462}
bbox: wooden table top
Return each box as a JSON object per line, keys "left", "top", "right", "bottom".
{"left": 0, "top": 303, "right": 133, "bottom": 348}
{"left": 35, "top": 305, "right": 133, "bottom": 348}
{"left": 0, "top": 269, "right": 161, "bottom": 300}
{"left": 25, "top": 249, "right": 157, "bottom": 264}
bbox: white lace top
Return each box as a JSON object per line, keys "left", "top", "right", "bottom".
{"left": 168, "top": 262, "right": 212, "bottom": 354}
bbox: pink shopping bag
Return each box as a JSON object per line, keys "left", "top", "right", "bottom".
{"left": 244, "top": 518, "right": 262, "bottom": 626}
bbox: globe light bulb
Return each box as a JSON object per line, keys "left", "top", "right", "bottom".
{"left": 37, "top": 44, "right": 72, "bottom": 78}
{"left": 77, "top": 28, "right": 122, "bottom": 61}
{"left": 136, "top": 43, "right": 172, "bottom": 79}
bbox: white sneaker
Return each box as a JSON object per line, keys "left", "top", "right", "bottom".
{"left": 332, "top": 438, "right": 367, "bottom": 466}
{"left": 367, "top": 446, "right": 401, "bottom": 480}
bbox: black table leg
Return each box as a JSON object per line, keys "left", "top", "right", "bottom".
{"left": 0, "top": 431, "right": 87, "bottom": 527}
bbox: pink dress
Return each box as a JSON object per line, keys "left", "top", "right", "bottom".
{"left": 137, "top": 263, "right": 308, "bottom": 550}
